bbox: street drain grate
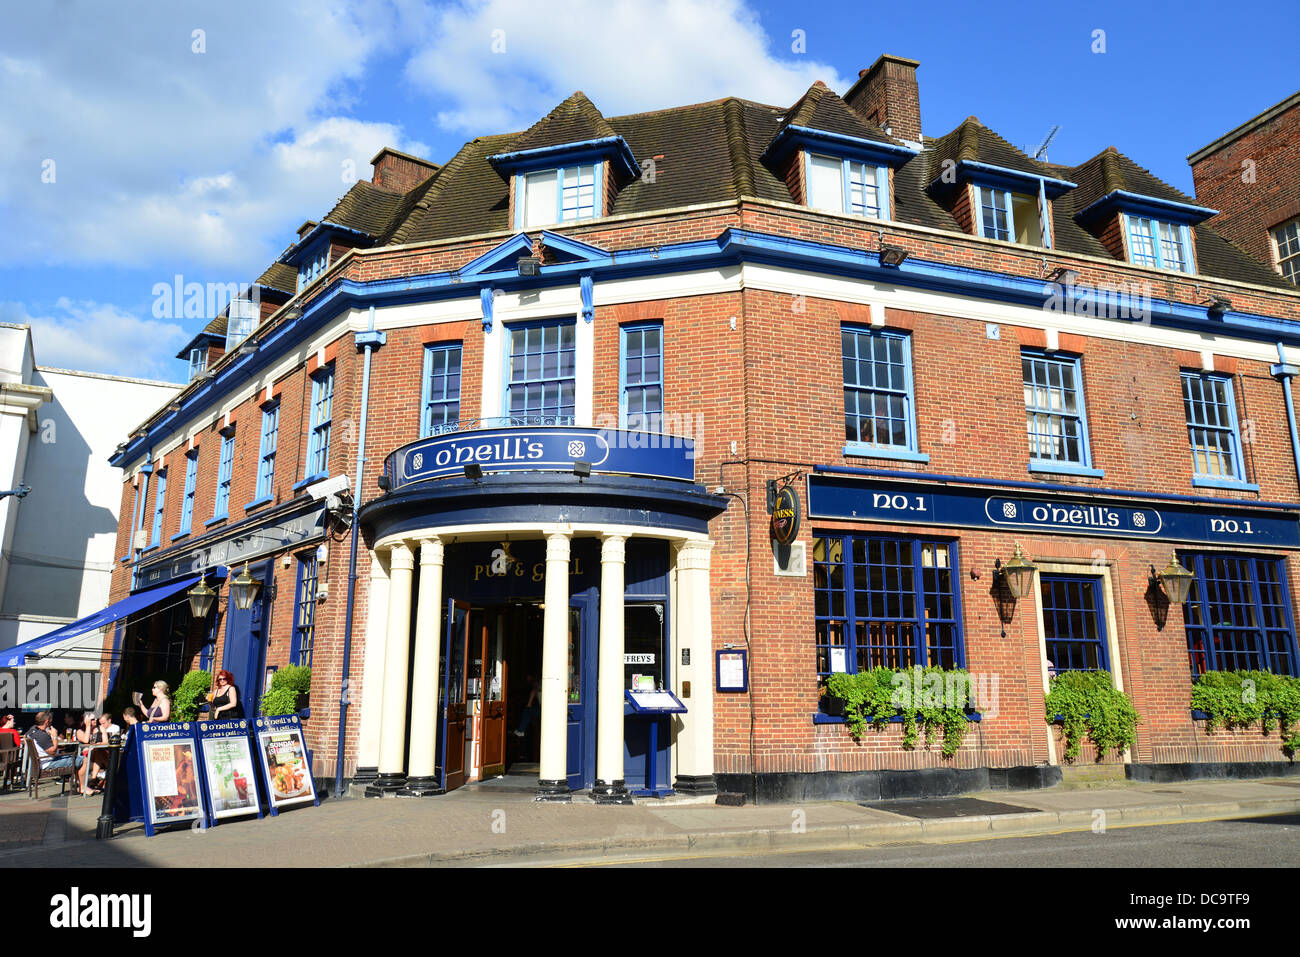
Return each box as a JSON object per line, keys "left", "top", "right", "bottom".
{"left": 861, "top": 797, "right": 1035, "bottom": 819}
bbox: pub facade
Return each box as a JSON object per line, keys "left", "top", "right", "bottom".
{"left": 75, "top": 56, "right": 1300, "bottom": 802}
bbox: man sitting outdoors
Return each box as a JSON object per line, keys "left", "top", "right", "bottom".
{"left": 28, "top": 711, "right": 84, "bottom": 777}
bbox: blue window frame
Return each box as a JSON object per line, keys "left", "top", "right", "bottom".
{"left": 977, "top": 185, "right": 1012, "bottom": 241}
{"left": 256, "top": 402, "right": 279, "bottom": 499}
{"left": 842, "top": 326, "right": 924, "bottom": 460}
{"left": 1181, "top": 552, "right": 1298, "bottom": 677}
{"left": 806, "top": 153, "right": 888, "bottom": 220}
{"left": 297, "top": 240, "right": 329, "bottom": 291}
{"left": 973, "top": 185, "right": 1046, "bottom": 246}
{"left": 1126, "top": 215, "right": 1193, "bottom": 273}
{"left": 1023, "top": 351, "right": 1099, "bottom": 474}
{"left": 213, "top": 431, "right": 235, "bottom": 520}
{"left": 291, "top": 554, "right": 319, "bottom": 668}
{"left": 813, "top": 535, "right": 964, "bottom": 675}
{"left": 620, "top": 322, "right": 663, "bottom": 431}
{"left": 149, "top": 469, "right": 167, "bottom": 547}
{"left": 178, "top": 450, "right": 198, "bottom": 536}
{"left": 1181, "top": 371, "right": 1248, "bottom": 486}
{"left": 506, "top": 319, "right": 575, "bottom": 424}
{"left": 306, "top": 367, "right": 334, "bottom": 479}
{"left": 518, "top": 164, "right": 600, "bottom": 229}
{"left": 1039, "top": 574, "right": 1109, "bottom": 673}
{"left": 421, "top": 343, "right": 463, "bottom": 437}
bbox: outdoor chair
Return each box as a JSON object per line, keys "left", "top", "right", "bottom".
{"left": 0, "top": 746, "right": 18, "bottom": 791}
{"left": 25, "top": 735, "right": 73, "bottom": 799}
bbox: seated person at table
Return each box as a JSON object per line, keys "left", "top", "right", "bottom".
{"left": 80, "top": 713, "right": 121, "bottom": 794}
{"left": 28, "top": 711, "right": 83, "bottom": 776}
{"left": 0, "top": 714, "right": 21, "bottom": 750}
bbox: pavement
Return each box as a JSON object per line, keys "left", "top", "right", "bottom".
{"left": 3, "top": 774, "right": 1300, "bottom": 867}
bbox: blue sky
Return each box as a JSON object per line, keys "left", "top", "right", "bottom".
{"left": 1, "top": 0, "right": 1295, "bottom": 382}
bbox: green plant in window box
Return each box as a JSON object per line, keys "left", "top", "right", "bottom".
{"left": 259, "top": 664, "right": 312, "bottom": 717}
{"left": 173, "top": 669, "right": 214, "bottom": 723}
{"left": 824, "top": 666, "right": 979, "bottom": 758}
{"left": 1044, "top": 670, "right": 1139, "bottom": 761}
{"left": 1189, "top": 670, "right": 1300, "bottom": 757}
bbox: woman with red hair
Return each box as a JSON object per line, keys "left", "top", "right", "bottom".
{"left": 210, "top": 671, "right": 244, "bottom": 720}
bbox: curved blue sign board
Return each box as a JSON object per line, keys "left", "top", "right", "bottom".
{"left": 386, "top": 426, "right": 696, "bottom": 489}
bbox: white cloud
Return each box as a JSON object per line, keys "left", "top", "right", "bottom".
{"left": 1, "top": 299, "right": 188, "bottom": 381}
{"left": 0, "top": 1, "right": 423, "bottom": 271}
{"left": 404, "top": 0, "right": 850, "bottom": 133}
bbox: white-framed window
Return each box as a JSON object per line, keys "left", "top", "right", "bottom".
{"left": 1272, "top": 217, "right": 1300, "bottom": 284}
{"left": 225, "top": 298, "right": 260, "bottom": 351}
{"left": 187, "top": 347, "right": 208, "bottom": 381}
{"left": 806, "top": 153, "right": 887, "bottom": 219}
{"left": 518, "top": 164, "right": 599, "bottom": 229}
{"left": 1126, "top": 215, "right": 1194, "bottom": 273}
{"left": 974, "top": 185, "right": 1044, "bottom": 247}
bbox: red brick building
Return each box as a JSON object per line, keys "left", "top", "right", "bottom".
{"left": 86, "top": 55, "right": 1300, "bottom": 802}
{"left": 1190, "top": 91, "right": 1300, "bottom": 286}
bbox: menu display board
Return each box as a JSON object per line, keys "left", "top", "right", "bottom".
{"left": 140, "top": 724, "right": 202, "bottom": 828}
{"left": 196, "top": 719, "right": 261, "bottom": 822}
{"left": 253, "top": 714, "right": 318, "bottom": 813}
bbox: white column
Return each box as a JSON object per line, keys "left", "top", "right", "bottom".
{"left": 673, "top": 539, "right": 716, "bottom": 793}
{"left": 353, "top": 552, "right": 389, "bottom": 782}
{"left": 537, "top": 531, "right": 571, "bottom": 800}
{"left": 594, "top": 534, "right": 630, "bottom": 803}
{"left": 401, "top": 538, "right": 443, "bottom": 794}
{"left": 371, "top": 542, "right": 414, "bottom": 793}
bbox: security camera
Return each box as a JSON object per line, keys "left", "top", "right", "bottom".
{"left": 306, "top": 474, "right": 350, "bottom": 501}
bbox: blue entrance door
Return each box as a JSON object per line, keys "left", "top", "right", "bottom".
{"left": 222, "top": 559, "right": 273, "bottom": 711}
{"left": 567, "top": 590, "right": 598, "bottom": 790}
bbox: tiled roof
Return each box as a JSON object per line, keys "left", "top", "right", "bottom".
{"left": 925, "top": 117, "right": 1057, "bottom": 181}
{"left": 777, "top": 81, "right": 901, "bottom": 146}
{"left": 512, "top": 91, "right": 618, "bottom": 153}
{"left": 1069, "top": 147, "right": 1201, "bottom": 211}
{"left": 274, "top": 88, "right": 1292, "bottom": 293}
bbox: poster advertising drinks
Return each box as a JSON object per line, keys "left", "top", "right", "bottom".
{"left": 198, "top": 720, "right": 260, "bottom": 820}
{"left": 255, "top": 715, "right": 317, "bottom": 810}
{"left": 142, "top": 724, "right": 202, "bottom": 827}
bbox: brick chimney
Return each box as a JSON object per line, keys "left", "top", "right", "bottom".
{"left": 370, "top": 147, "right": 440, "bottom": 193}
{"left": 843, "top": 54, "right": 922, "bottom": 145}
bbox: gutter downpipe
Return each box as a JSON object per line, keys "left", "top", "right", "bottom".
{"left": 1271, "top": 342, "right": 1300, "bottom": 490}
{"left": 335, "top": 306, "right": 385, "bottom": 798}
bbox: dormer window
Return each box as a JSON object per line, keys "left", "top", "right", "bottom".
{"left": 187, "top": 346, "right": 208, "bottom": 381}
{"left": 975, "top": 186, "right": 1044, "bottom": 247}
{"left": 519, "top": 164, "right": 599, "bottom": 229}
{"left": 297, "top": 240, "right": 330, "bottom": 291}
{"left": 807, "top": 154, "right": 887, "bottom": 220}
{"left": 1126, "top": 215, "right": 1193, "bottom": 273}
{"left": 225, "top": 298, "right": 260, "bottom": 352}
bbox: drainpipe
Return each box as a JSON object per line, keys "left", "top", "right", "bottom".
{"left": 335, "top": 306, "right": 385, "bottom": 798}
{"left": 1271, "top": 342, "right": 1300, "bottom": 491}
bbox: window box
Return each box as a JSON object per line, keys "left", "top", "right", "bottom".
{"left": 814, "top": 710, "right": 982, "bottom": 725}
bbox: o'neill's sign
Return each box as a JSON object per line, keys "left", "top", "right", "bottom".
{"left": 807, "top": 474, "right": 1300, "bottom": 548}
{"left": 385, "top": 426, "right": 695, "bottom": 489}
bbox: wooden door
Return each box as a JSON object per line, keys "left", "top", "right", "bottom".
{"left": 439, "top": 600, "right": 470, "bottom": 792}
{"left": 480, "top": 609, "right": 507, "bottom": 777}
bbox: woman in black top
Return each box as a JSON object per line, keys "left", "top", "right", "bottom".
{"left": 210, "top": 670, "right": 244, "bottom": 720}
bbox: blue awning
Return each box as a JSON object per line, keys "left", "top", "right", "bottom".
{"left": 1, "top": 575, "right": 202, "bottom": 667}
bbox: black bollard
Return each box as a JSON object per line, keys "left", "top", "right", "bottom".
{"left": 95, "top": 734, "right": 122, "bottom": 840}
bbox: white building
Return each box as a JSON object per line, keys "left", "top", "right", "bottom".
{"left": 0, "top": 323, "right": 181, "bottom": 669}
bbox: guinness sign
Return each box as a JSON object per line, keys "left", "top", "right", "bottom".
{"left": 771, "top": 485, "right": 801, "bottom": 545}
